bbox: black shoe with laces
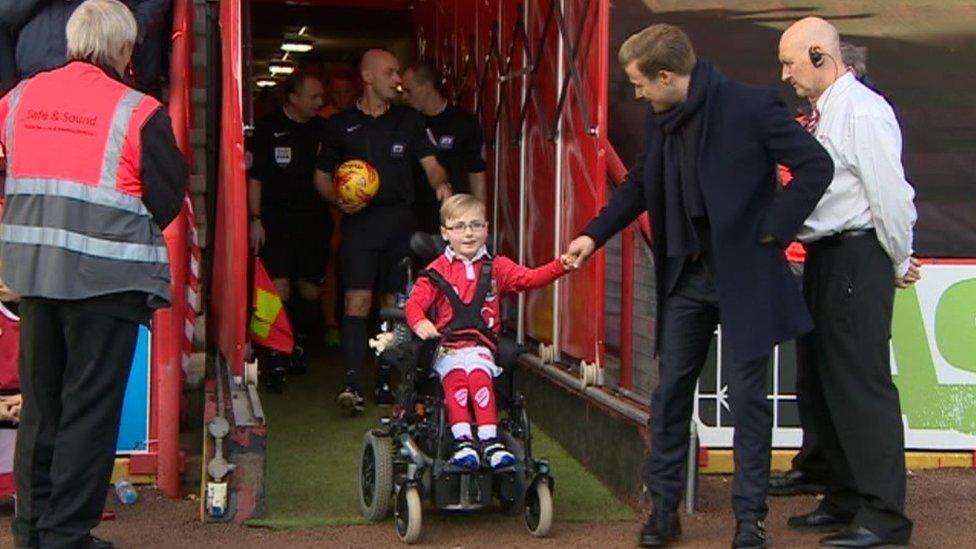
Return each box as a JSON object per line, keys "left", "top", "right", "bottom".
{"left": 733, "top": 520, "right": 767, "bottom": 549}
{"left": 768, "top": 468, "right": 826, "bottom": 496}
{"left": 638, "top": 510, "right": 681, "bottom": 547}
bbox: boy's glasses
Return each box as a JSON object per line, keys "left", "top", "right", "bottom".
{"left": 444, "top": 221, "right": 488, "bottom": 233}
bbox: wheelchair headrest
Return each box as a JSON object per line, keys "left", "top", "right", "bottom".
{"left": 410, "top": 232, "right": 447, "bottom": 262}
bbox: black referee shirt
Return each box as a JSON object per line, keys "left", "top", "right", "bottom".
{"left": 248, "top": 108, "right": 328, "bottom": 216}
{"left": 415, "top": 104, "right": 485, "bottom": 203}
{"left": 317, "top": 103, "right": 436, "bottom": 208}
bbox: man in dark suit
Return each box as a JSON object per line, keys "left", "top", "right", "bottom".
{"left": 562, "top": 24, "right": 832, "bottom": 548}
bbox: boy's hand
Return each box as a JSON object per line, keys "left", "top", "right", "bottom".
{"left": 562, "top": 235, "right": 596, "bottom": 269}
{"left": 412, "top": 319, "right": 441, "bottom": 340}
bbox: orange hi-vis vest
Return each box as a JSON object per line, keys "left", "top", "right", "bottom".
{"left": 0, "top": 61, "right": 171, "bottom": 306}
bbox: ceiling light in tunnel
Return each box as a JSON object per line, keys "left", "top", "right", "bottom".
{"left": 269, "top": 60, "right": 296, "bottom": 76}
{"left": 256, "top": 78, "right": 277, "bottom": 88}
{"left": 281, "top": 35, "right": 313, "bottom": 53}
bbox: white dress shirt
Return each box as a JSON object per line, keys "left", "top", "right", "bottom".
{"left": 798, "top": 71, "right": 917, "bottom": 277}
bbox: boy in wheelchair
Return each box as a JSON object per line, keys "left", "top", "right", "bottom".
{"left": 404, "top": 194, "right": 569, "bottom": 472}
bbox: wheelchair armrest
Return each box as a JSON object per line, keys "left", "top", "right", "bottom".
{"left": 496, "top": 337, "right": 526, "bottom": 371}
{"left": 379, "top": 307, "right": 406, "bottom": 322}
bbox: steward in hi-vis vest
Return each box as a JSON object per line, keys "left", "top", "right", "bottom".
{"left": 0, "top": 2, "right": 185, "bottom": 546}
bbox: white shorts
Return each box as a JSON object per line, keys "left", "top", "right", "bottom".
{"left": 433, "top": 345, "right": 501, "bottom": 379}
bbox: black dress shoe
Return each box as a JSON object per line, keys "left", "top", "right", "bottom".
{"left": 820, "top": 525, "right": 903, "bottom": 547}
{"left": 638, "top": 511, "right": 681, "bottom": 547}
{"left": 768, "top": 468, "right": 826, "bottom": 496}
{"left": 85, "top": 535, "right": 115, "bottom": 549}
{"left": 788, "top": 508, "right": 851, "bottom": 530}
{"left": 733, "top": 520, "right": 767, "bottom": 549}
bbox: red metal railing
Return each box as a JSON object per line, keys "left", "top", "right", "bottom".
{"left": 148, "top": 0, "right": 194, "bottom": 498}
{"left": 605, "top": 144, "right": 650, "bottom": 393}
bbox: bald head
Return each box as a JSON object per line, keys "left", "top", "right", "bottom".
{"left": 360, "top": 48, "right": 402, "bottom": 104}
{"left": 779, "top": 17, "right": 844, "bottom": 102}
{"left": 781, "top": 17, "right": 841, "bottom": 61}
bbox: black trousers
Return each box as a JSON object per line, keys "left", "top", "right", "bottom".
{"left": 13, "top": 299, "right": 138, "bottom": 548}
{"left": 647, "top": 258, "right": 772, "bottom": 522}
{"left": 798, "top": 234, "right": 912, "bottom": 543}
{"left": 784, "top": 262, "right": 831, "bottom": 481}
{"left": 789, "top": 413, "right": 829, "bottom": 481}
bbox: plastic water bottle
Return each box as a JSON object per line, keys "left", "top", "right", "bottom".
{"left": 114, "top": 480, "right": 138, "bottom": 505}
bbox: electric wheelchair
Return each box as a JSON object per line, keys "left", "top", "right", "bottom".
{"left": 357, "top": 233, "right": 554, "bottom": 544}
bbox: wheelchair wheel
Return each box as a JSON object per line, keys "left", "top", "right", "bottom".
{"left": 524, "top": 478, "right": 553, "bottom": 537}
{"left": 359, "top": 431, "right": 394, "bottom": 521}
{"left": 395, "top": 485, "right": 423, "bottom": 544}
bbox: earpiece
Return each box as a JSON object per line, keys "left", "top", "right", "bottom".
{"left": 809, "top": 46, "right": 825, "bottom": 68}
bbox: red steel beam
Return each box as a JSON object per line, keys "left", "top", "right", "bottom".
{"left": 153, "top": 0, "right": 194, "bottom": 498}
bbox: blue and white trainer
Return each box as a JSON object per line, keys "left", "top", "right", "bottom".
{"left": 449, "top": 439, "right": 481, "bottom": 470}
{"left": 482, "top": 439, "right": 516, "bottom": 470}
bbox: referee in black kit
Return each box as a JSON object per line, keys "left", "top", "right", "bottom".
{"left": 402, "top": 62, "right": 486, "bottom": 233}
{"left": 314, "top": 48, "right": 451, "bottom": 413}
{"left": 248, "top": 73, "right": 330, "bottom": 391}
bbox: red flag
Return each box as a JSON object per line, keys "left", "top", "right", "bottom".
{"left": 249, "top": 259, "right": 294, "bottom": 354}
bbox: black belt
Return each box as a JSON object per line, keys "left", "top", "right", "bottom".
{"left": 810, "top": 228, "right": 875, "bottom": 247}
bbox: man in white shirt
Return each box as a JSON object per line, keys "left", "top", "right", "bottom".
{"left": 777, "top": 17, "right": 920, "bottom": 548}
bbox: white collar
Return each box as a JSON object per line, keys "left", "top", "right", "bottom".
{"left": 444, "top": 245, "right": 490, "bottom": 264}
{"left": 815, "top": 70, "right": 856, "bottom": 114}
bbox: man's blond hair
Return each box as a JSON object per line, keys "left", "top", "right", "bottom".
{"left": 66, "top": 0, "right": 138, "bottom": 70}
{"left": 440, "top": 194, "right": 486, "bottom": 225}
{"left": 618, "top": 23, "right": 696, "bottom": 77}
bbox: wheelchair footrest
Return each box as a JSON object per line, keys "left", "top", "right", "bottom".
{"left": 432, "top": 470, "right": 493, "bottom": 510}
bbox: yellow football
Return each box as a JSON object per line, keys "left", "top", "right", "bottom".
{"left": 334, "top": 159, "right": 380, "bottom": 207}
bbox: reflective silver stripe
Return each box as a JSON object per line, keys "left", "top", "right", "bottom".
{"left": 5, "top": 176, "right": 151, "bottom": 216}
{"left": 4, "top": 80, "right": 29, "bottom": 169}
{"left": 99, "top": 89, "right": 146, "bottom": 190}
{"left": 1, "top": 224, "right": 168, "bottom": 264}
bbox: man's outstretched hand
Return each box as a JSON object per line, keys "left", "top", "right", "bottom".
{"left": 561, "top": 235, "right": 596, "bottom": 270}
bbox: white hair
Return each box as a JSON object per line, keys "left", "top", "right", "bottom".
{"left": 66, "top": 0, "right": 138, "bottom": 70}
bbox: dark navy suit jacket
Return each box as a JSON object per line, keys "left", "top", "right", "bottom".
{"left": 584, "top": 73, "right": 833, "bottom": 360}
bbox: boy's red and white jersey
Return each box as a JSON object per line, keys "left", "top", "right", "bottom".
{"left": 404, "top": 245, "right": 565, "bottom": 347}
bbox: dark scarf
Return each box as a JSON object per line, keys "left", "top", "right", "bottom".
{"left": 653, "top": 60, "right": 714, "bottom": 259}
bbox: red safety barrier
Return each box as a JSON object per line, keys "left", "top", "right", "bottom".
{"left": 212, "top": 0, "right": 248, "bottom": 377}
{"left": 149, "top": 0, "right": 194, "bottom": 498}
{"left": 417, "top": 0, "right": 609, "bottom": 365}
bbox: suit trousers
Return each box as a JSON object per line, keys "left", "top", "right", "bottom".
{"left": 646, "top": 257, "right": 772, "bottom": 522}
{"left": 797, "top": 234, "right": 912, "bottom": 543}
{"left": 13, "top": 299, "right": 138, "bottom": 549}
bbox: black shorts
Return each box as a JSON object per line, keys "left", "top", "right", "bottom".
{"left": 340, "top": 205, "right": 416, "bottom": 294}
{"left": 260, "top": 212, "right": 332, "bottom": 285}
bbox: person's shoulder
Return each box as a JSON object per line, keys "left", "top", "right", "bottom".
{"left": 451, "top": 105, "right": 482, "bottom": 128}
{"left": 323, "top": 108, "right": 361, "bottom": 133}
{"left": 393, "top": 104, "right": 426, "bottom": 123}
{"left": 423, "top": 255, "right": 451, "bottom": 275}
{"left": 254, "top": 109, "right": 283, "bottom": 131}
{"left": 719, "top": 78, "right": 780, "bottom": 105}
{"left": 489, "top": 254, "right": 517, "bottom": 270}
{"left": 848, "top": 81, "right": 895, "bottom": 121}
